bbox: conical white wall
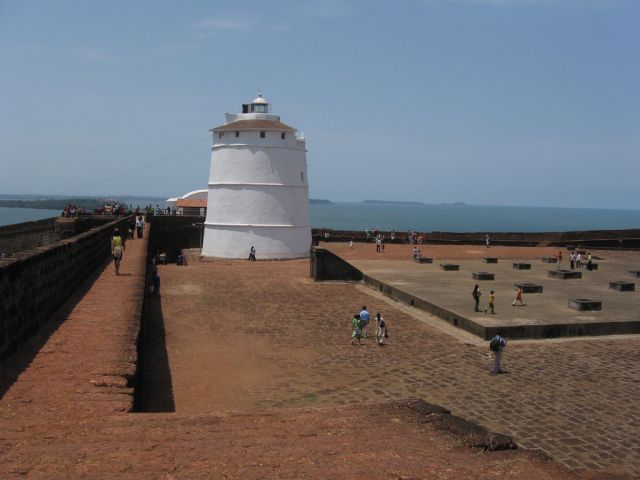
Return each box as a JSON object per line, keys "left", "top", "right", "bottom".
{"left": 201, "top": 95, "right": 311, "bottom": 259}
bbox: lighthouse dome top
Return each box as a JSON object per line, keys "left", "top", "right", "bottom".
{"left": 251, "top": 93, "right": 269, "bottom": 105}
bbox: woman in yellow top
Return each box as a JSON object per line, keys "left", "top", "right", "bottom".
{"left": 111, "top": 228, "right": 124, "bottom": 275}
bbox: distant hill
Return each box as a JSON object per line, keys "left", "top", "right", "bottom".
{"left": 362, "top": 200, "right": 424, "bottom": 205}
{"left": 310, "top": 199, "right": 335, "bottom": 205}
{"left": 0, "top": 198, "right": 113, "bottom": 210}
{"left": 440, "top": 202, "right": 468, "bottom": 207}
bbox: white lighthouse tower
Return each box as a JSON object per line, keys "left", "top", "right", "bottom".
{"left": 201, "top": 93, "right": 311, "bottom": 259}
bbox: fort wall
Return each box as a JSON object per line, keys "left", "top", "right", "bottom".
{"left": 0, "top": 217, "right": 131, "bottom": 361}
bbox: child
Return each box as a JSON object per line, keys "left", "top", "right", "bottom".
{"left": 486, "top": 290, "right": 496, "bottom": 314}
{"left": 512, "top": 286, "right": 525, "bottom": 306}
{"left": 351, "top": 314, "right": 362, "bottom": 345}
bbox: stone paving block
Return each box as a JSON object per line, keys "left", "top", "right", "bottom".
{"left": 548, "top": 270, "right": 582, "bottom": 279}
{"left": 609, "top": 281, "right": 635, "bottom": 292}
{"left": 472, "top": 272, "right": 495, "bottom": 281}
{"left": 440, "top": 264, "right": 459, "bottom": 271}
{"left": 513, "top": 263, "right": 532, "bottom": 270}
{"left": 482, "top": 257, "right": 498, "bottom": 264}
{"left": 414, "top": 257, "right": 433, "bottom": 264}
{"left": 568, "top": 299, "right": 602, "bottom": 311}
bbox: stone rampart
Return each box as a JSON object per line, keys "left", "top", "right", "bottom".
{"left": 313, "top": 228, "right": 640, "bottom": 248}
{"left": 0, "top": 216, "right": 131, "bottom": 361}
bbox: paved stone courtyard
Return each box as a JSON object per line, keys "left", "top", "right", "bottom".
{"left": 145, "top": 245, "right": 640, "bottom": 478}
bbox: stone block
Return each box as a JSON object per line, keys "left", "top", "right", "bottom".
{"left": 514, "top": 283, "right": 543, "bottom": 293}
{"left": 577, "top": 263, "right": 598, "bottom": 270}
{"left": 414, "top": 257, "right": 433, "bottom": 264}
{"left": 472, "top": 272, "right": 494, "bottom": 280}
{"left": 541, "top": 257, "right": 558, "bottom": 264}
{"left": 566, "top": 245, "right": 576, "bottom": 251}
{"left": 548, "top": 270, "right": 582, "bottom": 279}
{"left": 568, "top": 298, "right": 602, "bottom": 311}
{"left": 482, "top": 257, "right": 498, "bottom": 264}
{"left": 609, "top": 281, "right": 635, "bottom": 292}
{"left": 628, "top": 270, "right": 640, "bottom": 278}
{"left": 440, "top": 264, "right": 459, "bottom": 271}
{"left": 512, "top": 263, "right": 531, "bottom": 270}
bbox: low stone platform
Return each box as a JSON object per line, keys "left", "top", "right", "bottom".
{"left": 482, "top": 257, "right": 498, "bottom": 264}
{"left": 440, "top": 263, "right": 459, "bottom": 271}
{"left": 548, "top": 270, "right": 582, "bottom": 279}
{"left": 414, "top": 257, "right": 433, "bottom": 264}
{"left": 569, "top": 299, "right": 602, "bottom": 312}
{"left": 515, "top": 283, "right": 544, "bottom": 294}
{"left": 345, "top": 253, "right": 640, "bottom": 340}
{"left": 628, "top": 270, "right": 640, "bottom": 278}
{"left": 542, "top": 257, "right": 558, "bottom": 264}
{"left": 578, "top": 263, "right": 599, "bottom": 270}
{"left": 609, "top": 281, "right": 635, "bottom": 292}
{"left": 513, "top": 262, "right": 532, "bottom": 270}
{"left": 472, "top": 272, "right": 495, "bottom": 281}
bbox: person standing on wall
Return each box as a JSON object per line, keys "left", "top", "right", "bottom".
{"left": 111, "top": 228, "right": 124, "bottom": 276}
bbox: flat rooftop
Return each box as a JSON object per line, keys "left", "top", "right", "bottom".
{"left": 325, "top": 243, "right": 640, "bottom": 339}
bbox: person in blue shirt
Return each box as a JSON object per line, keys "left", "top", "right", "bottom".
{"left": 359, "top": 306, "right": 370, "bottom": 339}
{"left": 490, "top": 331, "right": 507, "bottom": 374}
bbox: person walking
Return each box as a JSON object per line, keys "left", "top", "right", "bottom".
{"left": 472, "top": 285, "right": 481, "bottom": 312}
{"left": 569, "top": 252, "right": 576, "bottom": 269}
{"left": 485, "top": 234, "right": 490, "bottom": 248}
{"left": 375, "top": 312, "right": 383, "bottom": 337}
{"left": 111, "top": 228, "right": 124, "bottom": 276}
{"left": 556, "top": 250, "right": 563, "bottom": 269}
{"left": 489, "top": 331, "right": 507, "bottom": 374}
{"left": 351, "top": 314, "right": 362, "bottom": 345}
{"left": 377, "top": 317, "right": 387, "bottom": 345}
{"left": 512, "top": 286, "right": 525, "bottom": 306}
{"left": 248, "top": 246, "right": 256, "bottom": 261}
{"left": 587, "top": 252, "right": 593, "bottom": 271}
{"left": 486, "top": 290, "right": 496, "bottom": 314}
{"left": 576, "top": 252, "right": 582, "bottom": 269}
{"left": 359, "top": 306, "right": 370, "bottom": 339}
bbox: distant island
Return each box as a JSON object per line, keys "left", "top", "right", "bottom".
{"left": 0, "top": 198, "right": 125, "bottom": 210}
{"left": 309, "top": 199, "right": 335, "bottom": 205}
{"left": 362, "top": 200, "right": 424, "bottom": 205}
{"left": 440, "top": 202, "right": 468, "bottom": 207}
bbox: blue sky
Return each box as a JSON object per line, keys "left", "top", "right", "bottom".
{"left": 1, "top": 0, "right": 638, "bottom": 208}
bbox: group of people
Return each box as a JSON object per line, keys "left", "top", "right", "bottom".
{"left": 472, "top": 285, "right": 496, "bottom": 314}
{"left": 61, "top": 204, "right": 87, "bottom": 217}
{"left": 351, "top": 306, "right": 387, "bottom": 346}
{"left": 561, "top": 251, "right": 594, "bottom": 270}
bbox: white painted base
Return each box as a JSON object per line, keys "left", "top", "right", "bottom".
{"left": 202, "top": 224, "right": 311, "bottom": 259}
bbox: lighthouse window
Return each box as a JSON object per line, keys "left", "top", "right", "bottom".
{"left": 281, "top": 132, "right": 286, "bottom": 140}
{"left": 260, "top": 131, "right": 265, "bottom": 138}
{"left": 218, "top": 132, "right": 223, "bottom": 138}
{"left": 235, "top": 131, "right": 239, "bottom": 138}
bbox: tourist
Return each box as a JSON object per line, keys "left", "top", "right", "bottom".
{"left": 412, "top": 246, "right": 418, "bottom": 259}
{"left": 512, "top": 286, "right": 525, "bottom": 306}
{"left": 556, "top": 250, "right": 563, "bottom": 269}
{"left": 152, "top": 270, "right": 161, "bottom": 296}
{"left": 248, "top": 246, "right": 256, "bottom": 261}
{"left": 485, "top": 234, "right": 490, "bottom": 248}
{"left": 587, "top": 252, "right": 593, "bottom": 271}
{"left": 111, "top": 228, "right": 124, "bottom": 276}
{"left": 381, "top": 239, "right": 385, "bottom": 253}
{"left": 136, "top": 215, "right": 144, "bottom": 239}
{"left": 576, "top": 252, "right": 582, "bottom": 269}
{"left": 472, "top": 284, "right": 481, "bottom": 312}
{"left": 359, "top": 305, "right": 370, "bottom": 339}
{"left": 177, "top": 251, "right": 185, "bottom": 266}
{"left": 351, "top": 313, "right": 362, "bottom": 345}
{"left": 377, "top": 316, "right": 387, "bottom": 346}
{"left": 489, "top": 331, "right": 507, "bottom": 374}
{"left": 569, "top": 252, "right": 576, "bottom": 269}
{"left": 348, "top": 238, "right": 354, "bottom": 248}
{"left": 486, "top": 290, "right": 496, "bottom": 314}
{"left": 376, "top": 237, "right": 381, "bottom": 252}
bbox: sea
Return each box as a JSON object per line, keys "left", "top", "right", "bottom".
{"left": 2, "top": 202, "right": 640, "bottom": 232}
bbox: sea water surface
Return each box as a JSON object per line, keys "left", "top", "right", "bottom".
{"left": 309, "top": 203, "right": 640, "bottom": 232}
{"left": 0, "top": 207, "right": 58, "bottom": 227}
{"left": 1, "top": 203, "right": 639, "bottom": 233}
